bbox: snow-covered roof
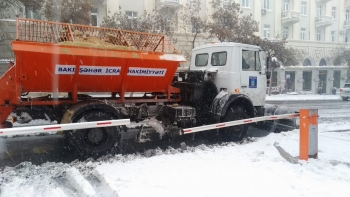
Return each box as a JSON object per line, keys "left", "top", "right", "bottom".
{"left": 192, "top": 42, "right": 261, "bottom": 51}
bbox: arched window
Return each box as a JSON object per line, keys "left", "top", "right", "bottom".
{"left": 319, "top": 58, "right": 327, "bottom": 66}
{"left": 303, "top": 58, "right": 312, "bottom": 66}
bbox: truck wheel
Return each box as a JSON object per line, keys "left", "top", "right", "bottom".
{"left": 342, "top": 97, "right": 348, "bottom": 101}
{"left": 67, "top": 110, "right": 121, "bottom": 158}
{"left": 220, "top": 106, "right": 249, "bottom": 141}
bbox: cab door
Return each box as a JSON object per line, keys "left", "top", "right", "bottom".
{"left": 240, "top": 49, "right": 266, "bottom": 106}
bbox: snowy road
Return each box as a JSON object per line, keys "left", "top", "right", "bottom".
{"left": 1, "top": 99, "right": 350, "bottom": 196}
{"left": 268, "top": 100, "right": 350, "bottom": 125}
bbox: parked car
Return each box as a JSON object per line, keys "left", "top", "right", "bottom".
{"left": 340, "top": 83, "right": 350, "bottom": 101}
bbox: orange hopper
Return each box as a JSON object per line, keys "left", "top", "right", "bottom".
{"left": 0, "top": 18, "right": 185, "bottom": 125}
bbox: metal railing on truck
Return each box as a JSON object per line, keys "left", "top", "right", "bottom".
{"left": 16, "top": 18, "right": 178, "bottom": 54}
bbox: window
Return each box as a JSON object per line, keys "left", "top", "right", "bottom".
{"left": 331, "top": 31, "right": 336, "bottom": 42}
{"left": 211, "top": 52, "right": 227, "bottom": 66}
{"left": 346, "top": 10, "right": 350, "bottom": 20}
{"left": 317, "top": 5, "right": 322, "bottom": 16}
{"left": 126, "top": 11, "right": 138, "bottom": 19}
{"left": 317, "top": 29, "right": 321, "bottom": 41}
{"left": 283, "top": 26, "right": 289, "bottom": 38}
{"left": 242, "top": 50, "right": 261, "bottom": 71}
{"left": 303, "top": 58, "right": 312, "bottom": 66}
{"left": 332, "top": 7, "right": 336, "bottom": 19}
{"left": 301, "top": 2, "right": 307, "bottom": 15}
{"left": 241, "top": 0, "right": 249, "bottom": 8}
{"left": 263, "top": 0, "right": 270, "bottom": 10}
{"left": 319, "top": 58, "right": 327, "bottom": 66}
{"left": 195, "top": 53, "right": 209, "bottom": 67}
{"left": 91, "top": 7, "right": 98, "bottom": 26}
{"left": 283, "top": 0, "right": 289, "bottom": 11}
{"left": 300, "top": 28, "right": 306, "bottom": 40}
{"left": 264, "top": 25, "right": 270, "bottom": 38}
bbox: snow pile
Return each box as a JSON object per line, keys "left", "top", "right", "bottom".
{"left": 1, "top": 128, "right": 350, "bottom": 197}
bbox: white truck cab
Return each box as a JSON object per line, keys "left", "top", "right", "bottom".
{"left": 190, "top": 42, "right": 267, "bottom": 107}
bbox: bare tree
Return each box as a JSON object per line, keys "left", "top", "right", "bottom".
{"left": 101, "top": 7, "right": 177, "bottom": 44}
{"left": 179, "top": 0, "right": 207, "bottom": 49}
{"left": 331, "top": 45, "right": 350, "bottom": 79}
{"left": 207, "top": 0, "right": 259, "bottom": 43}
{"left": 0, "top": 0, "right": 44, "bottom": 18}
{"left": 260, "top": 38, "right": 303, "bottom": 95}
{"left": 43, "top": 0, "right": 92, "bottom": 25}
{"left": 260, "top": 38, "right": 303, "bottom": 67}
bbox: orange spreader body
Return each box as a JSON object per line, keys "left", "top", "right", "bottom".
{"left": 0, "top": 18, "right": 185, "bottom": 124}
{"left": 12, "top": 41, "right": 182, "bottom": 93}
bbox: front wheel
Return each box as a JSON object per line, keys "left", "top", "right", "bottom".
{"left": 67, "top": 110, "right": 122, "bottom": 158}
{"left": 342, "top": 97, "right": 348, "bottom": 101}
{"left": 219, "top": 106, "right": 249, "bottom": 141}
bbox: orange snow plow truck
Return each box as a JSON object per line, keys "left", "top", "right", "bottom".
{"left": 1, "top": 18, "right": 296, "bottom": 157}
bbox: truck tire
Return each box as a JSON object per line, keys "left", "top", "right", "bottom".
{"left": 67, "top": 110, "right": 121, "bottom": 158}
{"left": 219, "top": 106, "right": 248, "bottom": 141}
{"left": 342, "top": 97, "right": 348, "bottom": 101}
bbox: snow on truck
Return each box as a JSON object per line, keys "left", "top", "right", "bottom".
{"left": 0, "top": 18, "right": 295, "bottom": 156}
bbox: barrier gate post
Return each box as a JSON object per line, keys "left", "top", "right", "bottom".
{"left": 299, "top": 109, "right": 318, "bottom": 160}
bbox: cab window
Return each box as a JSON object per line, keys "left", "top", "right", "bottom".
{"left": 242, "top": 50, "right": 261, "bottom": 71}
{"left": 211, "top": 51, "right": 227, "bottom": 66}
{"left": 195, "top": 53, "right": 209, "bottom": 67}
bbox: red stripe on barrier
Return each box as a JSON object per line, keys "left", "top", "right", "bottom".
{"left": 184, "top": 130, "right": 191, "bottom": 133}
{"left": 216, "top": 124, "right": 225, "bottom": 128}
{"left": 244, "top": 120, "right": 253, "bottom": 123}
{"left": 269, "top": 116, "right": 278, "bottom": 119}
{"left": 44, "top": 126, "right": 61, "bottom": 130}
{"left": 0, "top": 131, "right": 3, "bottom": 134}
{"left": 97, "top": 122, "right": 112, "bottom": 126}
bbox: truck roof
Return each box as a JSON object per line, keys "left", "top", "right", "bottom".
{"left": 192, "top": 42, "right": 261, "bottom": 51}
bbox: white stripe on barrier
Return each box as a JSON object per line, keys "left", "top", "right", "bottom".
{"left": 0, "top": 119, "right": 130, "bottom": 137}
{"left": 183, "top": 113, "right": 299, "bottom": 134}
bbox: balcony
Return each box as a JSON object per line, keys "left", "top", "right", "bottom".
{"left": 281, "top": 11, "right": 301, "bottom": 25}
{"left": 156, "top": 0, "right": 181, "bottom": 11}
{"left": 315, "top": 16, "right": 334, "bottom": 28}
{"left": 316, "top": 0, "right": 332, "bottom": 3}
{"left": 346, "top": 0, "right": 350, "bottom": 8}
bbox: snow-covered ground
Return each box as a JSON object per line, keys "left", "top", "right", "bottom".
{"left": 266, "top": 93, "right": 341, "bottom": 101}
{"left": 1, "top": 122, "right": 350, "bottom": 196}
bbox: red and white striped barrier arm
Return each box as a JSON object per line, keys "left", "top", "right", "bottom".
{"left": 0, "top": 119, "right": 130, "bottom": 137}
{"left": 183, "top": 113, "right": 299, "bottom": 134}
